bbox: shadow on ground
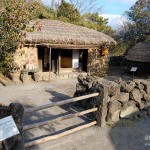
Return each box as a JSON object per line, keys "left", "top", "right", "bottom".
{"left": 108, "top": 107, "right": 150, "bottom": 150}
{"left": 23, "top": 90, "right": 94, "bottom": 150}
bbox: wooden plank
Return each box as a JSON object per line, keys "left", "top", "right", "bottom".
{"left": 25, "top": 93, "right": 99, "bottom": 114}
{"left": 25, "top": 121, "right": 97, "bottom": 148}
{"left": 23, "top": 108, "right": 98, "bottom": 130}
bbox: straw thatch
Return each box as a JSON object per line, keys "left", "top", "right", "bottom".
{"left": 24, "top": 19, "right": 116, "bottom": 49}
{"left": 126, "top": 42, "right": 150, "bottom": 62}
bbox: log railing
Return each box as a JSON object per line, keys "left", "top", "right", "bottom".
{"left": 24, "top": 93, "right": 99, "bottom": 148}
{"left": 25, "top": 93, "right": 99, "bottom": 114}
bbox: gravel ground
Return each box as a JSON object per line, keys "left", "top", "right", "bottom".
{"left": 0, "top": 78, "right": 150, "bottom": 150}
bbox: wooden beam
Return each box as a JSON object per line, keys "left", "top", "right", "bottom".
{"left": 25, "top": 121, "right": 97, "bottom": 148}
{"left": 49, "top": 48, "right": 51, "bottom": 71}
{"left": 24, "top": 93, "right": 99, "bottom": 114}
{"left": 23, "top": 108, "right": 98, "bottom": 130}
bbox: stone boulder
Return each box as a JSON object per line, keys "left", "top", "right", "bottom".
{"left": 107, "top": 100, "right": 121, "bottom": 122}
{"left": 102, "top": 80, "right": 120, "bottom": 96}
{"left": 116, "top": 92, "right": 129, "bottom": 103}
{"left": 134, "top": 79, "right": 150, "bottom": 94}
{"left": 130, "top": 88, "right": 143, "bottom": 102}
{"left": 120, "top": 101, "right": 139, "bottom": 118}
{"left": 120, "top": 81, "right": 136, "bottom": 93}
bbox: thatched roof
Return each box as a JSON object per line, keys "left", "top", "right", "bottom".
{"left": 24, "top": 19, "right": 116, "bottom": 49}
{"left": 126, "top": 42, "right": 150, "bottom": 62}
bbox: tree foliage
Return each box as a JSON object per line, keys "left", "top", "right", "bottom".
{"left": 117, "top": 0, "right": 150, "bottom": 48}
{"left": 57, "top": 1, "right": 80, "bottom": 23}
{"left": 81, "top": 13, "right": 115, "bottom": 36}
{"left": 0, "top": 0, "right": 35, "bottom": 74}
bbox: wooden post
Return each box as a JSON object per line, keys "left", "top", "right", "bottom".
{"left": 25, "top": 121, "right": 97, "bottom": 148}
{"left": 24, "top": 93, "right": 99, "bottom": 114}
{"left": 23, "top": 108, "right": 98, "bottom": 130}
{"left": 49, "top": 47, "right": 51, "bottom": 81}
{"left": 58, "top": 50, "right": 60, "bottom": 75}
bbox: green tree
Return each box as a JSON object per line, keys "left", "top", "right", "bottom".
{"left": 80, "top": 13, "right": 115, "bottom": 36}
{"left": 33, "top": 1, "right": 56, "bottom": 19}
{"left": 118, "top": 0, "right": 150, "bottom": 48}
{"left": 0, "top": 0, "right": 35, "bottom": 75}
{"left": 57, "top": 1, "right": 80, "bottom": 23}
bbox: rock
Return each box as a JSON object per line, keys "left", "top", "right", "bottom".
{"left": 138, "top": 111, "right": 148, "bottom": 118}
{"left": 97, "top": 106, "right": 108, "bottom": 127}
{"left": 107, "top": 100, "right": 121, "bottom": 121}
{"left": 102, "top": 80, "right": 120, "bottom": 96}
{"left": 107, "top": 96, "right": 111, "bottom": 103}
{"left": 144, "top": 101, "right": 150, "bottom": 108}
{"left": 140, "top": 90, "right": 147, "bottom": 95}
{"left": 77, "top": 75, "right": 85, "bottom": 84}
{"left": 130, "top": 88, "right": 143, "bottom": 102}
{"left": 134, "top": 79, "right": 150, "bottom": 94}
{"left": 108, "top": 110, "right": 120, "bottom": 122}
{"left": 86, "top": 75, "right": 95, "bottom": 82}
{"left": 138, "top": 83, "right": 145, "bottom": 91}
{"left": 143, "top": 94, "right": 150, "bottom": 102}
{"left": 0, "top": 103, "right": 25, "bottom": 150}
{"left": 138, "top": 101, "right": 145, "bottom": 110}
{"left": 140, "top": 80, "right": 150, "bottom": 94}
{"left": 120, "top": 101, "right": 139, "bottom": 118}
{"left": 147, "top": 108, "right": 150, "bottom": 115}
{"left": 120, "top": 81, "right": 136, "bottom": 93}
{"left": 116, "top": 92, "right": 129, "bottom": 103}
{"left": 76, "top": 83, "right": 88, "bottom": 93}
{"left": 33, "top": 73, "right": 40, "bottom": 82}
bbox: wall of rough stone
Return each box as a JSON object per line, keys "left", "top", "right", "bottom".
{"left": 0, "top": 103, "right": 24, "bottom": 150}
{"left": 87, "top": 48, "right": 109, "bottom": 77}
{"left": 13, "top": 46, "right": 38, "bottom": 71}
{"left": 74, "top": 75, "right": 150, "bottom": 127}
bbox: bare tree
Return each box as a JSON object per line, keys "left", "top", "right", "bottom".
{"left": 69, "top": 0, "right": 102, "bottom": 14}
{"left": 48, "top": 0, "right": 102, "bottom": 14}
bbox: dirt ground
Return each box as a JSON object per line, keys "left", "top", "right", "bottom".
{"left": 0, "top": 78, "right": 150, "bottom": 150}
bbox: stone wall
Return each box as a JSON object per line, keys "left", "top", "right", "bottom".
{"left": 87, "top": 48, "right": 109, "bottom": 77}
{"left": 74, "top": 75, "right": 150, "bottom": 127}
{"left": 0, "top": 103, "right": 24, "bottom": 150}
{"left": 13, "top": 46, "right": 38, "bottom": 71}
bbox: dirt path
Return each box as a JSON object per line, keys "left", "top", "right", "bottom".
{"left": 0, "top": 78, "right": 150, "bottom": 150}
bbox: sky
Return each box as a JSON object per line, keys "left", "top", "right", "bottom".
{"left": 42, "top": 0, "right": 137, "bottom": 29}
{"left": 100, "top": 0, "right": 137, "bottom": 29}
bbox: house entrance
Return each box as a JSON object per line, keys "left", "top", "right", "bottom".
{"left": 79, "top": 49, "right": 88, "bottom": 72}
{"left": 37, "top": 46, "right": 50, "bottom": 72}
{"left": 61, "top": 50, "right": 72, "bottom": 68}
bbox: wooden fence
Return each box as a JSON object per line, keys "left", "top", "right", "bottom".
{"left": 24, "top": 93, "right": 99, "bottom": 148}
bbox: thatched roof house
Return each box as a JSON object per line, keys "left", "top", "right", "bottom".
{"left": 13, "top": 19, "right": 116, "bottom": 81}
{"left": 126, "top": 42, "right": 150, "bottom": 62}
{"left": 125, "top": 41, "right": 150, "bottom": 74}
{"left": 25, "top": 19, "right": 116, "bottom": 48}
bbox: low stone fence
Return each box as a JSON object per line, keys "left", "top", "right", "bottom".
{"left": 74, "top": 75, "right": 150, "bottom": 127}
{"left": 0, "top": 103, "right": 24, "bottom": 150}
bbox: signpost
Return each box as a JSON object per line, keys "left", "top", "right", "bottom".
{"left": 0, "top": 116, "right": 19, "bottom": 142}
{"left": 130, "top": 67, "right": 138, "bottom": 78}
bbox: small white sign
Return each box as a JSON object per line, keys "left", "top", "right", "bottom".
{"left": 0, "top": 116, "right": 20, "bottom": 141}
{"left": 130, "top": 67, "right": 138, "bottom": 72}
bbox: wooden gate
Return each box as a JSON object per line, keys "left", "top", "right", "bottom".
{"left": 24, "top": 93, "right": 99, "bottom": 148}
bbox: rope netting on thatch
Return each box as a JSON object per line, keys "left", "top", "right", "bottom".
{"left": 126, "top": 42, "right": 150, "bottom": 62}
{"left": 24, "top": 19, "right": 116, "bottom": 48}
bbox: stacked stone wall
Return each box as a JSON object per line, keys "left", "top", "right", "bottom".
{"left": 74, "top": 75, "right": 150, "bottom": 126}
{"left": 87, "top": 49, "right": 109, "bottom": 77}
